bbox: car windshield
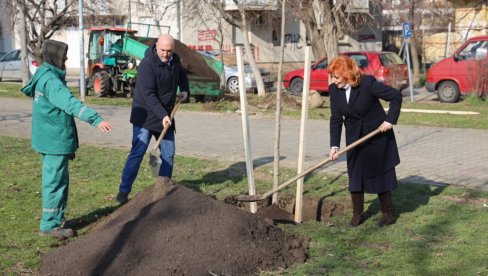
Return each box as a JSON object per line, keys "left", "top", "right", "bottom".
{"left": 348, "top": 54, "right": 368, "bottom": 68}
{"left": 379, "top": 53, "right": 403, "bottom": 66}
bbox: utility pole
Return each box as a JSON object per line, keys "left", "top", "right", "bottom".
{"left": 19, "top": 2, "right": 30, "bottom": 85}
{"left": 79, "top": 0, "right": 86, "bottom": 102}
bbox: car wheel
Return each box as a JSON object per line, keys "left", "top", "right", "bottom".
{"left": 93, "top": 72, "right": 110, "bottom": 97}
{"left": 437, "top": 81, "right": 460, "bottom": 103}
{"left": 289, "top": 78, "right": 303, "bottom": 95}
{"left": 227, "top": 77, "right": 239, "bottom": 93}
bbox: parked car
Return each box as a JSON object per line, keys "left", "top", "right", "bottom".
{"left": 283, "top": 51, "right": 409, "bottom": 94}
{"left": 0, "top": 49, "right": 39, "bottom": 81}
{"left": 425, "top": 35, "right": 488, "bottom": 103}
{"left": 197, "top": 50, "right": 275, "bottom": 93}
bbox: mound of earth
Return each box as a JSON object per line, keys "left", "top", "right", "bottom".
{"left": 140, "top": 37, "right": 219, "bottom": 80}
{"left": 40, "top": 177, "right": 309, "bottom": 275}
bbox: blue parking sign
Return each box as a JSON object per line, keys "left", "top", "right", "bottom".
{"left": 403, "top": 22, "right": 412, "bottom": 38}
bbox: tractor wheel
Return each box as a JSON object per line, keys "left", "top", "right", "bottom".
{"left": 93, "top": 72, "right": 110, "bottom": 97}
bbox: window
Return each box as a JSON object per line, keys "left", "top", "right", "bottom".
{"left": 0, "top": 50, "right": 20, "bottom": 62}
{"left": 379, "top": 52, "right": 403, "bottom": 65}
{"left": 315, "top": 58, "right": 328, "bottom": 69}
{"left": 348, "top": 54, "right": 368, "bottom": 68}
{"left": 459, "top": 41, "right": 488, "bottom": 61}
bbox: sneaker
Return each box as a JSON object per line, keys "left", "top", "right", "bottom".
{"left": 39, "top": 228, "right": 74, "bottom": 240}
{"left": 116, "top": 191, "right": 129, "bottom": 204}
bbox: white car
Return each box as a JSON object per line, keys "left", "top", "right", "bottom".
{"left": 197, "top": 50, "right": 275, "bottom": 93}
{"left": 0, "top": 49, "right": 39, "bottom": 81}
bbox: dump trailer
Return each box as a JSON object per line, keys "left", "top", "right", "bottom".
{"left": 122, "top": 35, "right": 223, "bottom": 101}
{"left": 86, "top": 27, "right": 223, "bottom": 100}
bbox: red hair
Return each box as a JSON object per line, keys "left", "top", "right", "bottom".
{"left": 327, "top": 55, "right": 362, "bottom": 87}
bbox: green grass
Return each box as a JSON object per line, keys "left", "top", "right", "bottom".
{"left": 1, "top": 136, "right": 487, "bottom": 275}
{"left": 3, "top": 82, "right": 488, "bottom": 130}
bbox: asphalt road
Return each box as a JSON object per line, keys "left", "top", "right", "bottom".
{"left": 1, "top": 95, "right": 487, "bottom": 191}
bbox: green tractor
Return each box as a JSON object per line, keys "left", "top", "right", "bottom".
{"left": 86, "top": 27, "right": 139, "bottom": 98}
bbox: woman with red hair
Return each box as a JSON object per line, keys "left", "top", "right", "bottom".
{"left": 327, "top": 55, "right": 402, "bottom": 227}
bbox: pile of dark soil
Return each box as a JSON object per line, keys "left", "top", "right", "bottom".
{"left": 140, "top": 37, "right": 219, "bottom": 80}
{"left": 40, "top": 178, "right": 309, "bottom": 275}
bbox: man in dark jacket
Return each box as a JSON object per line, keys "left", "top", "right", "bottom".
{"left": 117, "top": 34, "right": 189, "bottom": 204}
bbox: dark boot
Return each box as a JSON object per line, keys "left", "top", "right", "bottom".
{"left": 349, "top": 192, "right": 364, "bottom": 227}
{"left": 378, "top": 191, "right": 396, "bottom": 227}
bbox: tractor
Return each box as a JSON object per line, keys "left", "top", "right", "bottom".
{"left": 86, "top": 27, "right": 138, "bottom": 98}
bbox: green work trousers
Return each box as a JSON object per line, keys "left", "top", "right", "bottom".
{"left": 40, "top": 154, "right": 70, "bottom": 231}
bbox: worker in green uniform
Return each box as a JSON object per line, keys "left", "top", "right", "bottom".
{"left": 21, "top": 39, "right": 113, "bottom": 239}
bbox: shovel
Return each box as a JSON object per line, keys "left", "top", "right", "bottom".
{"left": 149, "top": 100, "right": 182, "bottom": 177}
{"left": 237, "top": 128, "right": 382, "bottom": 202}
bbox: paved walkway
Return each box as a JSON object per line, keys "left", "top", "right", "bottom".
{"left": 1, "top": 96, "right": 487, "bottom": 191}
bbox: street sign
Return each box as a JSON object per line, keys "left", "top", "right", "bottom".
{"left": 402, "top": 22, "right": 412, "bottom": 38}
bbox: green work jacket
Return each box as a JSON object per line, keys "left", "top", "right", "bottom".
{"left": 21, "top": 62, "right": 103, "bottom": 155}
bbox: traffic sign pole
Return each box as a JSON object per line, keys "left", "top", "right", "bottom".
{"left": 403, "top": 22, "right": 414, "bottom": 102}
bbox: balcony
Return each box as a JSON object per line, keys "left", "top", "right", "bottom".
{"left": 223, "top": 0, "right": 278, "bottom": 11}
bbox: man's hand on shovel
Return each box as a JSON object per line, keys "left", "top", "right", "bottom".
{"left": 162, "top": 115, "right": 172, "bottom": 129}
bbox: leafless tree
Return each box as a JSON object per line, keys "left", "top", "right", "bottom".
{"left": 287, "top": 0, "right": 376, "bottom": 60}
{"left": 200, "top": 0, "right": 272, "bottom": 97}
{"left": 7, "top": 0, "right": 112, "bottom": 61}
{"left": 135, "top": 0, "right": 178, "bottom": 34}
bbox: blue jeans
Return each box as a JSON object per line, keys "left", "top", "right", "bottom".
{"left": 119, "top": 125, "right": 175, "bottom": 193}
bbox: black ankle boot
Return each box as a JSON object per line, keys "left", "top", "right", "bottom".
{"left": 378, "top": 191, "right": 396, "bottom": 226}
{"left": 350, "top": 192, "right": 364, "bottom": 227}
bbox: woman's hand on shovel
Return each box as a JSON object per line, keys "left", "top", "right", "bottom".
{"left": 379, "top": 121, "right": 393, "bottom": 132}
{"left": 329, "top": 147, "right": 339, "bottom": 161}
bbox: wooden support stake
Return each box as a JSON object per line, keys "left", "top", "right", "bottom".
{"left": 294, "top": 46, "right": 311, "bottom": 223}
{"left": 236, "top": 46, "right": 257, "bottom": 213}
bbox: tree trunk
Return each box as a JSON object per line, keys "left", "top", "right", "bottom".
{"left": 238, "top": 8, "right": 265, "bottom": 96}
{"left": 273, "top": 0, "right": 286, "bottom": 204}
{"left": 322, "top": 0, "right": 338, "bottom": 60}
{"left": 19, "top": 2, "right": 30, "bottom": 85}
{"left": 409, "top": 34, "right": 420, "bottom": 84}
{"left": 302, "top": 5, "right": 326, "bottom": 59}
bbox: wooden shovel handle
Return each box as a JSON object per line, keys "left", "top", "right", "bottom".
{"left": 152, "top": 100, "right": 182, "bottom": 152}
{"left": 238, "top": 127, "right": 382, "bottom": 202}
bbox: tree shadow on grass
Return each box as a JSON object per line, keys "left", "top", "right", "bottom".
{"left": 179, "top": 156, "right": 286, "bottom": 194}
{"left": 66, "top": 205, "right": 119, "bottom": 231}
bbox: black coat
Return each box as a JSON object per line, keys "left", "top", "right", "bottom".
{"left": 329, "top": 75, "right": 402, "bottom": 191}
{"left": 130, "top": 45, "right": 190, "bottom": 133}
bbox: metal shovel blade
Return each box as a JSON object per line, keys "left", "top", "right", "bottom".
{"left": 149, "top": 150, "right": 161, "bottom": 178}
{"left": 237, "top": 194, "right": 265, "bottom": 202}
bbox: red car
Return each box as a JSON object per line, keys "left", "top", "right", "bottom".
{"left": 425, "top": 35, "right": 488, "bottom": 103}
{"left": 283, "top": 51, "right": 409, "bottom": 94}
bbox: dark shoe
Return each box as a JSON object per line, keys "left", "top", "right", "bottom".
{"left": 61, "top": 219, "right": 79, "bottom": 229}
{"left": 349, "top": 192, "right": 364, "bottom": 227}
{"left": 378, "top": 211, "right": 396, "bottom": 227}
{"left": 39, "top": 228, "right": 74, "bottom": 240}
{"left": 378, "top": 191, "right": 396, "bottom": 227}
{"left": 116, "top": 191, "right": 129, "bottom": 204}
